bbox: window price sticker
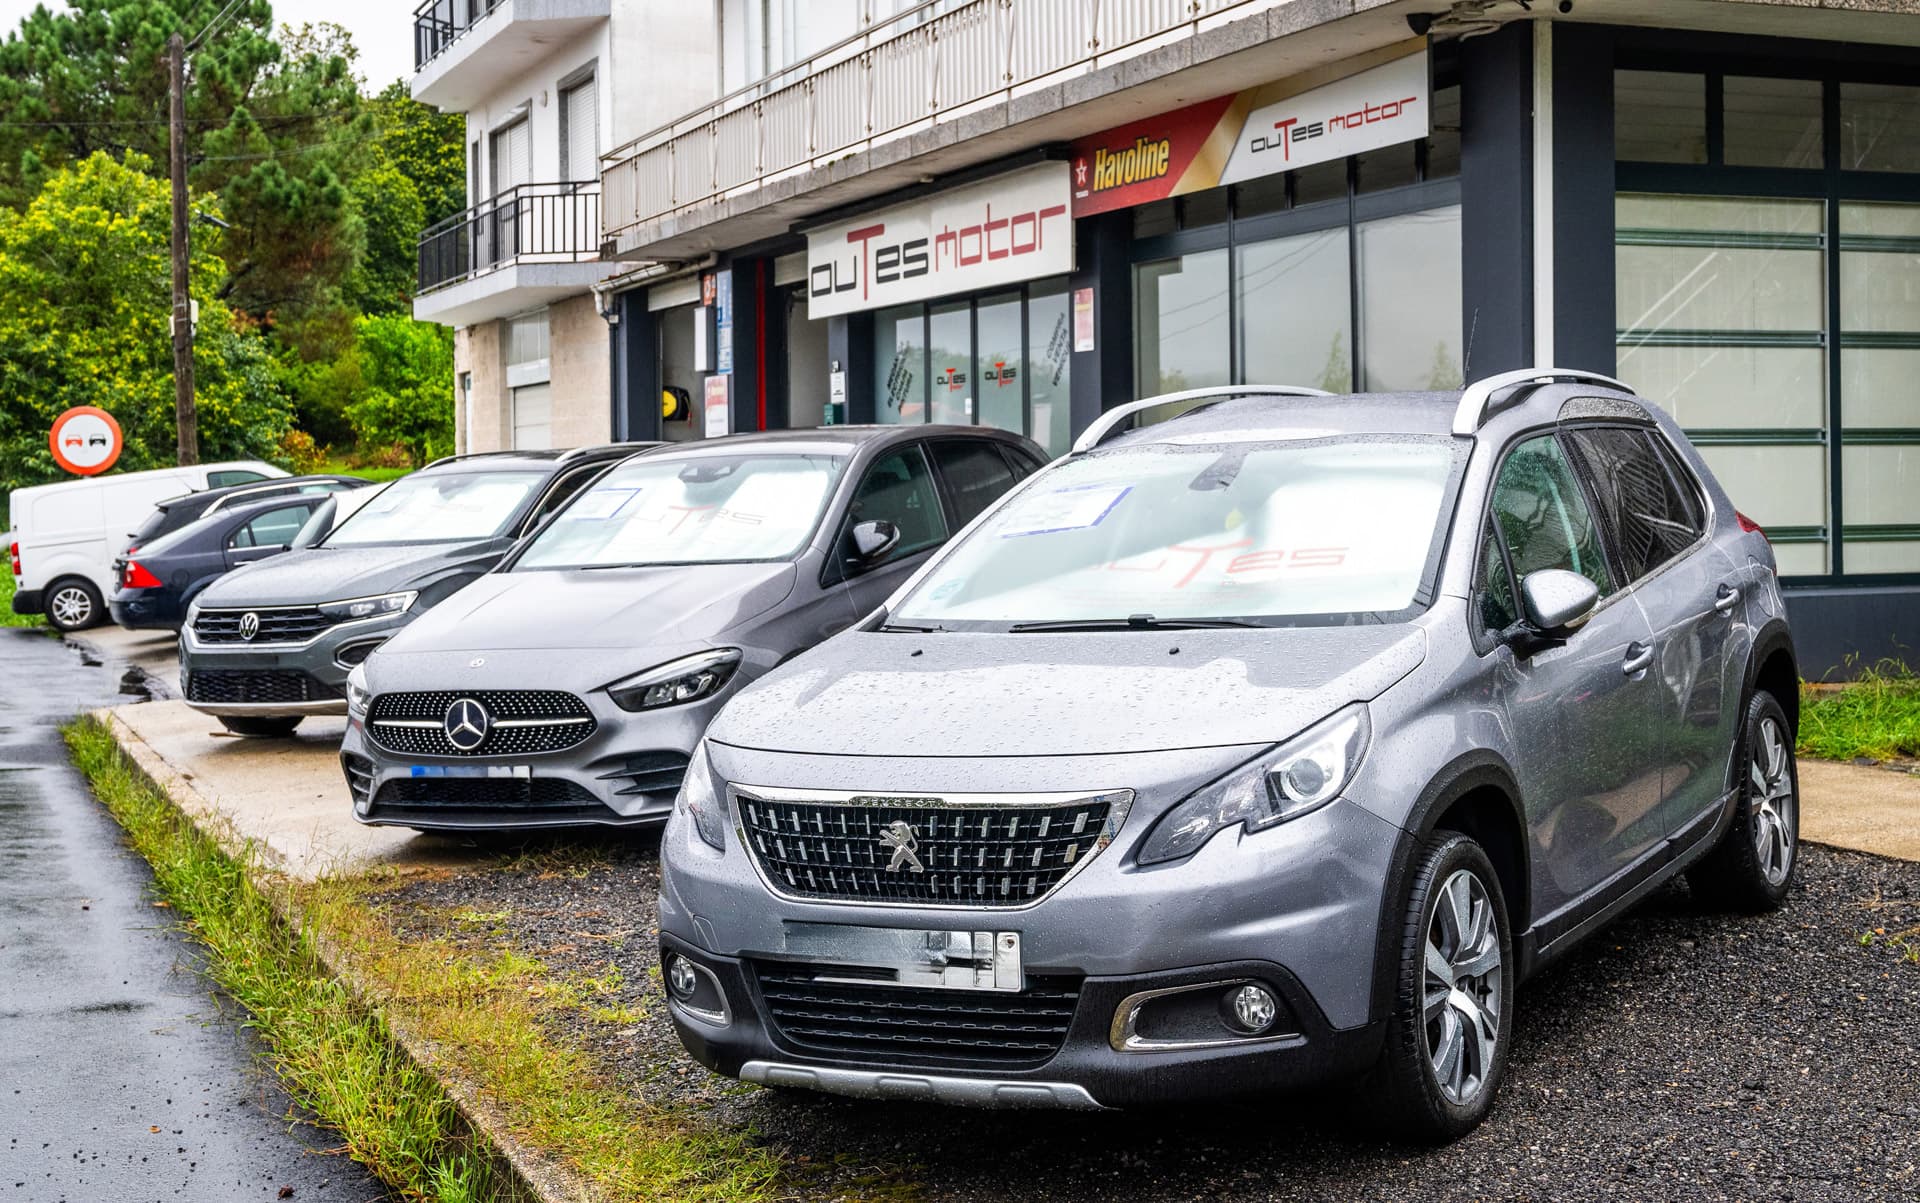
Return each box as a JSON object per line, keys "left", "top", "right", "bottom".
{"left": 997, "top": 484, "right": 1131, "bottom": 538}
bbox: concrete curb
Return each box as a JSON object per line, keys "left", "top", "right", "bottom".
{"left": 93, "top": 707, "right": 598, "bottom": 1203}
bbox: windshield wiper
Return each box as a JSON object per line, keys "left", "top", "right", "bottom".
{"left": 879, "top": 621, "right": 947, "bottom": 632}
{"left": 1008, "top": 613, "right": 1265, "bottom": 632}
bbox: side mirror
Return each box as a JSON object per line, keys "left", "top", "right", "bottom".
{"left": 849, "top": 519, "right": 901, "bottom": 563}
{"left": 1519, "top": 569, "right": 1600, "bottom": 636}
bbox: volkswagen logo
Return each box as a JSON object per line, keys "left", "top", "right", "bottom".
{"left": 237, "top": 612, "right": 259, "bottom": 641}
{"left": 443, "top": 697, "right": 491, "bottom": 753}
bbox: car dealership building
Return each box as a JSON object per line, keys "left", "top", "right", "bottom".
{"left": 411, "top": 0, "right": 1920, "bottom": 675}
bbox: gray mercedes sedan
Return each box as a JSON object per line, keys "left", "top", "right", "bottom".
{"left": 655, "top": 370, "right": 1800, "bottom": 1141}
{"left": 181, "top": 445, "right": 651, "bottom": 736}
{"left": 340, "top": 426, "right": 1045, "bottom": 831}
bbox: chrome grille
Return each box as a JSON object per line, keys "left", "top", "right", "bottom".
{"left": 367, "top": 690, "right": 596, "bottom": 757}
{"left": 735, "top": 789, "right": 1130, "bottom": 908}
{"left": 193, "top": 606, "right": 335, "bottom": 644}
{"left": 186, "top": 669, "right": 340, "bottom": 705}
{"left": 754, "top": 963, "right": 1080, "bottom": 1067}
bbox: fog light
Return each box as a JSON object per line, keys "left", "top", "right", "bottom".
{"left": 666, "top": 955, "right": 699, "bottom": 1000}
{"left": 1228, "top": 984, "right": 1278, "bottom": 1034}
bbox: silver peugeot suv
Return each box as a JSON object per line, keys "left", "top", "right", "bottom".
{"left": 656, "top": 370, "right": 1801, "bottom": 1140}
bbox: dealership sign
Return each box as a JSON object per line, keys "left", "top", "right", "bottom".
{"left": 806, "top": 163, "right": 1073, "bottom": 318}
{"left": 1070, "top": 41, "right": 1429, "bottom": 216}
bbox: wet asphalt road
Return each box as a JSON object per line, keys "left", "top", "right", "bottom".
{"left": 0, "top": 628, "right": 385, "bottom": 1202}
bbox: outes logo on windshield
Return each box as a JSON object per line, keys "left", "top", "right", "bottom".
{"left": 878, "top": 820, "right": 924, "bottom": 874}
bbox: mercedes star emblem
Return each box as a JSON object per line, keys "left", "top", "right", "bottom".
{"left": 443, "top": 697, "right": 491, "bottom": 753}
{"left": 878, "top": 820, "right": 924, "bottom": 874}
{"left": 237, "top": 612, "right": 259, "bottom": 641}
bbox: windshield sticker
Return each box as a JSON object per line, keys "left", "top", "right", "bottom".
{"left": 997, "top": 484, "right": 1131, "bottom": 538}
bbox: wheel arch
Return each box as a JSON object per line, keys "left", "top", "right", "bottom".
{"left": 1745, "top": 620, "right": 1799, "bottom": 737}
{"left": 1369, "top": 751, "right": 1531, "bottom": 1022}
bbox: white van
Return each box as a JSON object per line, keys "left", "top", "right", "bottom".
{"left": 8, "top": 461, "right": 287, "bottom": 630}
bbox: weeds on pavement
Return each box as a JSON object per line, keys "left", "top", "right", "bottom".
{"left": 1799, "top": 661, "right": 1920, "bottom": 762}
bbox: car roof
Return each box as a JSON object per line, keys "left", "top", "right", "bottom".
{"left": 159, "top": 473, "right": 363, "bottom": 510}
{"left": 640, "top": 424, "right": 1032, "bottom": 461}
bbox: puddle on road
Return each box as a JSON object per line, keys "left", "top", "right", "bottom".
{"left": 118, "top": 668, "right": 154, "bottom": 700}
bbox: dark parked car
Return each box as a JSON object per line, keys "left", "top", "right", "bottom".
{"left": 124, "top": 474, "right": 368, "bottom": 556}
{"left": 109, "top": 489, "right": 368, "bottom": 631}
{"left": 180, "top": 445, "right": 657, "bottom": 737}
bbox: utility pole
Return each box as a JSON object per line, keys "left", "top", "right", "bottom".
{"left": 166, "top": 31, "right": 198, "bottom": 466}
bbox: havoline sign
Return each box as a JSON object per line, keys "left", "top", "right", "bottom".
{"left": 805, "top": 163, "right": 1074, "bottom": 319}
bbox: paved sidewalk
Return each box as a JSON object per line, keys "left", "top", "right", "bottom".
{"left": 1798, "top": 757, "right": 1920, "bottom": 862}
{"left": 101, "top": 699, "right": 477, "bottom": 880}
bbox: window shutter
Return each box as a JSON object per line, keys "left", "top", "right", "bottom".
{"left": 564, "top": 77, "right": 598, "bottom": 182}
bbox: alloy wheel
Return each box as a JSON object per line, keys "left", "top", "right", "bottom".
{"left": 49, "top": 586, "right": 92, "bottom": 628}
{"left": 1750, "top": 713, "right": 1796, "bottom": 886}
{"left": 1423, "top": 868, "right": 1503, "bottom": 1106}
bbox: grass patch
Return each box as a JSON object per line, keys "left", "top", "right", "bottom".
{"left": 1799, "top": 661, "right": 1920, "bottom": 761}
{"left": 66, "top": 716, "right": 784, "bottom": 1202}
{"left": 0, "top": 569, "right": 43, "bottom": 628}
{"left": 322, "top": 459, "right": 413, "bottom": 483}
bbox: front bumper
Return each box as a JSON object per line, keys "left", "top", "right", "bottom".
{"left": 341, "top": 683, "right": 734, "bottom": 831}
{"left": 178, "top": 613, "right": 405, "bottom": 717}
{"left": 661, "top": 933, "right": 1385, "bottom": 1109}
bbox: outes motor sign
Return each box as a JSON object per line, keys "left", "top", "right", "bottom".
{"left": 48, "top": 405, "right": 123, "bottom": 476}
{"left": 1070, "top": 41, "right": 1429, "bottom": 217}
{"left": 806, "top": 163, "right": 1074, "bottom": 319}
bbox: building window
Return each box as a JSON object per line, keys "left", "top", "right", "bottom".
{"left": 1357, "top": 206, "right": 1465, "bottom": 391}
{"left": 1615, "top": 66, "right": 1920, "bottom": 579}
{"left": 559, "top": 73, "right": 598, "bottom": 183}
{"left": 505, "top": 311, "right": 552, "bottom": 452}
{"left": 1135, "top": 249, "right": 1230, "bottom": 395}
{"left": 1236, "top": 226, "right": 1350, "bottom": 391}
{"left": 866, "top": 283, "right": 1075, "bottom": 454}
{"left": 1614, "top": 70, "right": 1707, "bottom": 164}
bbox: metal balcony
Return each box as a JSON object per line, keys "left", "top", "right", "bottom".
{"left": 414, "top": 182, "right": 611, "bottom": 327}
{"left": 600, "top": 0, "right": 1294, "bottom": 257}
{"left": 411, "top": 0, "right": 611, "bottom": 110}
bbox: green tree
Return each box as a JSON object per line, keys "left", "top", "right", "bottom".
{"left": 346, "top": 314, "right": 453, "bottom": 467}
{"left": 0, "top": 152, "right": 292, "bottom": 492}
{"left": 343, "top": 163, "right": 425, "bottom": 316}
{"left": 365, "top": 79, "right": 465, "bottom": 228}
{"left": 0, "top": 4, "right": 368, "bottom": 349}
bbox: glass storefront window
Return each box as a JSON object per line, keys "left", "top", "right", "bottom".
{"left": 658, "top": 304, "right": 708, "bottom": 444}
{"left": 1616, "top": 193, "right": 1831, "bottom": 574}
{"left": 1357, "top": 205, "right": 1464, "bottom": 391}
{"left": 1840, "top": 83, "right": 1920, "bottom": 173}
{"left": 1135, "top": 249, "right": 1230, "bottom": 396}
{"left": 874, "top": 304, "right": 925, "bottom": 424}
{"left": 1027, "top": 283, "right": 1073, "bottom": 456}
{"left": 975, "top": 293, "right": 1024, "bottom": 437}
{"left": 1725, "top": 76, "right": 1823, "bottom": 169}
{"left": 1236, "top": 227, "right": 1351, "bottom": 391}
{"left": 929, "top": 302, "right": 972, "bottom": 425}
{"left": 1840, "top": 200, "right": 1920, "bottom": 573}
{"left": 1615, "top": 70, "right": 1707, "bottom": 164}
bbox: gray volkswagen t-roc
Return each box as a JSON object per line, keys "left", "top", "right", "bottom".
{"left": 656, "top": 369, "right": 1800, "bottom": 1140}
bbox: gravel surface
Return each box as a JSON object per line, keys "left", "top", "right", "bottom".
{"left": 378, "top": 836, "right": 1920, "bottom": 1202}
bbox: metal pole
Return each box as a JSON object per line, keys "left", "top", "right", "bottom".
{"left": 167, "top": 32, "right": 198, "bottom": 465}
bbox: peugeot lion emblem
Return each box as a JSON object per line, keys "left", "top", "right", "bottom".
{"left": 237, "top": 612, "right": 259, "bottom": 641}
{"left": 878, "top": 820, "right": 924, "bottom": 874}
{"left": 443, "top": 697, "right": 491, "bottom": 752}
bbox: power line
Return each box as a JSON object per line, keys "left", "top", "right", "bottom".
{"left": 187, "top": 0, "right": 249, "bottom": 52}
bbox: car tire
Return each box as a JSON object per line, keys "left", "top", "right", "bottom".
{"left": 45, "top": 577, "right": 104, "bottom": 632}
{"left": 217, "top": 715, "right": 303, "bottom": 738}
{"left": 1363, "top": 832, "right": 1514, "bottom": 1143}
{"left": 1687, "top": 690, "right": 1798, "bottom": 912}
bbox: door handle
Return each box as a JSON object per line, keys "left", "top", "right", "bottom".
{"left": 1713, "top": 583, "right": 1741, "bottom": 613}
{"left": 1622, "top": 642, "right": 1655, "bottom": 676}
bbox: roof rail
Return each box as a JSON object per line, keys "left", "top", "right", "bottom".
{"left": 558, "top": 440, "right": 661, "bottom": 462}
{"left": 1072, "top": 384, "right": 1332, "bottom": 455}
{"left": 421, "top": 449, "right": 531, "bottom": 469}
{"left": 1451, "top": 368, "right": 1633, "bottom": 437}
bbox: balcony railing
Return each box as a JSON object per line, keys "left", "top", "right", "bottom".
{"left": 601, "top": 0, "right": 1285, "bottom": 248}
{"left": 417, "top": 182, "right": 602, "bottom": 294}
{"left": 413, "top": 0, "right": 505, "bottom": 71}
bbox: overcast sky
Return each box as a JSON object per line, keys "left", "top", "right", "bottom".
{"left": 0, "top": 0, "right": 414, "bottom": 96}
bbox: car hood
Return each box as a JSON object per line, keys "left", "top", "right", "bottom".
{"left": 195, "top": 540, "right": 506, "bottom": 608}
{"left": 710, "top": 625, "right": 1428, "bottom": 757}
{"left": 375, "top": 562, "right": 798, "bottom": 655}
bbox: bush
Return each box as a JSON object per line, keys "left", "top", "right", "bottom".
{"left": 345, "top": 315, "right": 453, "bottom": 468}
{"left": 278, "top": 429, "right": 328, "bottom": 475}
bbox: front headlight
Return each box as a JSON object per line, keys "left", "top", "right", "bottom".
{"left": 676, "top": 739, "right": 726, "bottom": 850}
{"left": 1137, "top": 704, "right": 1371, "bottom": 866}
{"left": 346, "top": 664, "right": 371, "bottom": 718}
{"left": 318, "top": 591, "right": 417, "bottom": 621}
{"left": 605, "top": 649, "right": 742, "bottom": 712}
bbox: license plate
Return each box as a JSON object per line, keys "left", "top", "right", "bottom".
{"left": 407, "top": 765, "right": 531, "bottom": 779}
{"left": 782, "top": 922, "right": 1023, "bottom": 992}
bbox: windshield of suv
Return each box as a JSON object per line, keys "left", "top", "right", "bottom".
{"left": 892, "top": 436, "right": 1461, "bottom": 628}
{"left": 514, "top": 452, "right": 847, "bottom": 569}
{"left": 322, "top": 470, "right": 545, "bottom": 546}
